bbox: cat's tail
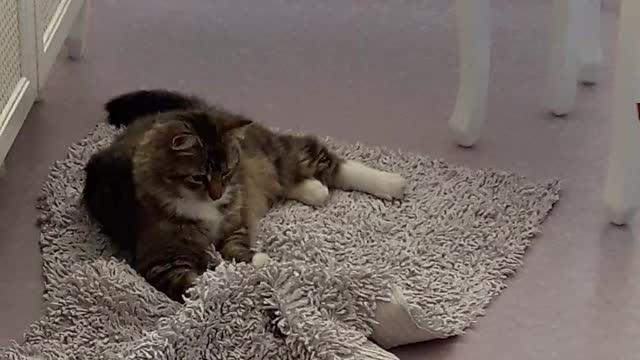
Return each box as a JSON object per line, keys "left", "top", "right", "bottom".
{"left": 105, "top": 89, "right": 204, "bottom": 127}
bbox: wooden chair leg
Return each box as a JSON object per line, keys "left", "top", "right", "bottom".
{"left": 448, "top": 0, "right": 491, "bottom": 148}
{"left": 604, "top": 0, "right": 640, "bottom": 225}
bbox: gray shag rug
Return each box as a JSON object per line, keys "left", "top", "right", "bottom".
{"left": 1, "top": 124, "right": 560, "bottom": 360}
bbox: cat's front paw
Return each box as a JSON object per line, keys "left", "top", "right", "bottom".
{"left": 251, "top": 252, "right": 271, "bottom": 268}
{"left": 373, "top": 172, "right": 407, "bottom": 200}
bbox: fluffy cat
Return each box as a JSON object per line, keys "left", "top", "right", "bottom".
{"left": 84, "top": 89, "right": 407, "bottom": 302}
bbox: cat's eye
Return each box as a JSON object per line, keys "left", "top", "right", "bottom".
{"left": 188, "top": 175, "right": 208, "bottom": 184}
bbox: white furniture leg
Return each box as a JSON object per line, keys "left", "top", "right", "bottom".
{"left": 548, "top": 0, "right": 581, "bottom": 116}
{"left": 66, "top": 0, "right": 90, "bottom": 60}
{"left": 578, "top": 0, "right": 602, "bottom": 84}
{"left": 449, "top": 0, "right": 491, "bottom": 148}
{"left": 604, "top": 0, "right": 640, "bottom": 225}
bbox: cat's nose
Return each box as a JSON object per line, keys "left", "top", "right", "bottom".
{"left": 208, "top": 179, "right": 223, "bottom": 200}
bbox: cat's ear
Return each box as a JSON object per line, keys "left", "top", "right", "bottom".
{"left": 170, "top": 134, "right": 198, "bottom": 151}
{"left": 218, "top": 116, "right": 252, "bottom": 134}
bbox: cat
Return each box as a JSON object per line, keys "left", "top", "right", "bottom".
{"left": 83, "top": 89, "right": 407, "bottom": 302}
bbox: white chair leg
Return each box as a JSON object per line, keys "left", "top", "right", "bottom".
{"left": 66, "top": 0, "right": 90, "bottom": 60}
{"left": 578, "top": 0, "right": 603, "bottom": 84}
{"left": 448, "top": 0, "right": 491, "bottom": 148}
{"left": 548, "top": 0, "right": 581, "bottom": 116}
{"left": 604, "top": 0, "right": 640, "bottom": 226}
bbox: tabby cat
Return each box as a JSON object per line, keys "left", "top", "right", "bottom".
{"left": 84, "top": 89, "right": 407, "bottom": 302}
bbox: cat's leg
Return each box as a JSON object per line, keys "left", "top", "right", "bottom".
{"left": 145, "top": 264, "right": 200, "bottom": 303}
{"left": 219, "top": 227, "right": 271, "bottom": 268}
{"left": 333, "top": 160, "right": 407, "bottom": 200}
{"left": 287, "top": 135, "right": 407, "bottom": 200}
{"left": 136, "top": 250, "right": 208, "bottom": 303}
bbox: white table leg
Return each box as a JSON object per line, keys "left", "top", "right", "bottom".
{"left": 604, "top": 0, "right": 640, "bottom": 225}
{"left": 578, "top": 0, "right": 602, "bottom": 84}
{"left": 448, "top": 0, "right": 491, "bottom": 148}
{"left": 66, "top": 0, "right": 90, "bottom": 60}
{"left": 548, "top": 0, "right": 581, "bottom": 116}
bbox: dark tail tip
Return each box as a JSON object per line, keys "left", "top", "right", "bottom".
{"left": 105, "top": 89, "right": 203, "bottom": 127}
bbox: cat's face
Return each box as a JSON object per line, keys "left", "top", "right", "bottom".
{"left": 136, "top": 111, "right": 250, "bottom": 204}
{"left": 167, "top": 131, "right": 239, "bottom": 202}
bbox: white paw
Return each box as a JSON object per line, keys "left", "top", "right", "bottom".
{"left": 252, "top": 252, "right": 271, "bottom": 268}
{"left": 372, "top": 172, "right": 407, "bottom": 200}
{"left": 291, "top": 179, "right": 330, "bottom": 206}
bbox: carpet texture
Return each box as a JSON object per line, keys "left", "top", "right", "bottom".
{"left": 1, "top": 124, "right": 560, "bottom": 359}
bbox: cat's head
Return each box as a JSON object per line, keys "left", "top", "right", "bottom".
{"left": 133, "top": 110, "right": 251, "bottom": 204}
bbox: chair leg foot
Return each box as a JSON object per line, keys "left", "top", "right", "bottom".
{"left": 66, "top": 0, "right": 90, "bottom": 60}
{"left": 578, "top": 0, "right": 602, "bottom": 85}
{"left": 603, "top": 0, "right": 640, "bottom": 226}
{"left": 548, "top": 0, "right": 581, "bottom": 116}
{"left": 449, "top": 0, "right": 491, "bottom": 148}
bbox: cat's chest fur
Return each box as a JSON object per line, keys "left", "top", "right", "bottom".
{"left": 170, "top": 197, "right": 227, "bottom": 239}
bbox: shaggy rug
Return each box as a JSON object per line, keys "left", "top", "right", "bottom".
{"left": 1, "top": 124, "right": 560, "bottom": 360}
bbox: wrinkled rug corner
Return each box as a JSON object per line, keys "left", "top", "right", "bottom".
{"left": 1, "top": 124, "right": 560, "bottom": 360}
